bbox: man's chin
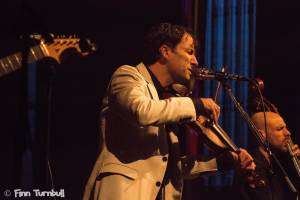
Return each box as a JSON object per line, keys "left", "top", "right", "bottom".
{"left": 276, "top": 146, "right": 288, "bottom": 153}
{"left": 175, "top": 78, "right": 191, "bottom": 87}
{"left": 271, "top": 146, "right": 286, "bottom": 154}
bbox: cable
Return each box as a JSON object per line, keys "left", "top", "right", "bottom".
{"left": 45, "top": 63, "right": 57, "bottom": 200}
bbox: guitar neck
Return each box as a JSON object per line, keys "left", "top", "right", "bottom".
{"left": 0, "top": 45, "right": 46, "bottom": 77}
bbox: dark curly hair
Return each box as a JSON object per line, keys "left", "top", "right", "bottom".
{"left": 142, "top": 23, "right": 196, "bottom": 65}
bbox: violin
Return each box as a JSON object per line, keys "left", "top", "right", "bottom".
{"left": 169, "top": 84, "right": 238, "bottom": 153}
{"left": 167, "top": 84, "right": 266, "bottom": 187}
{"left": 170, "top": 83, "right": 255, "bottom": 153}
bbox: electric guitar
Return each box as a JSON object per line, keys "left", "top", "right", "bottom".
{"left": 0, "top": 35, "right": 97, "bottom": 77}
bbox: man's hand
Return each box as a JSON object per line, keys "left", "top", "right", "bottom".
{"left": 230, "top": 148, "right": 256, "bottom": 171}
{"left": 291, "top": 144, "right": 300, "bottom": 157}
{"left": 231, "top": 149, "right": 267, "bottom": 188}
{"left": 200, "top": 98, "right": 220, "bottom": 123}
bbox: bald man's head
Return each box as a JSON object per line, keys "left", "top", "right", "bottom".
{"left": 251, "top": 112, "right": 281, "bottom": 130}
{"left": 251, "top": 112, "right": 290, "bottom": 151}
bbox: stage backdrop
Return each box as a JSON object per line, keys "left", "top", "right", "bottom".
{"left": 182, "top": 0, "right": 256, "bottom": 188}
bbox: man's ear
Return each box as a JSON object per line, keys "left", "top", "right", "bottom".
{"left": 259, "top": 129, "right": 267, "bottom": 140}
{"left": 159, "top": 44, "right": 171, "bottom": 59}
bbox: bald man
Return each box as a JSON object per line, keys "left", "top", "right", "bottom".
{"left": 233, "top": 111, "right": 300, "bottom": 200}
{"left": 252, "top": 112, "right": 300, "bottom": 160}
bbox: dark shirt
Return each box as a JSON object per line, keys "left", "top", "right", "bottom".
{"left": 233, "top": 148, "right": 296, "bottom": 200}
{"left": 146, "top": 66, "right": 166, "bottom": 99}
{"left": 146, "top": 66, "right": 204, "bottom": 115}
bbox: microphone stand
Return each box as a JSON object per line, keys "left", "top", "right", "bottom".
{"left": 219, "top": 79, "right": 298, "bottom": 196}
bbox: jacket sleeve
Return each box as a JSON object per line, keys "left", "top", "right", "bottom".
{"left": 181, "top": 156, "right": 218, "bottom": 179}
{"left": 109, "top": 65, "right": 197, "bottom": 126}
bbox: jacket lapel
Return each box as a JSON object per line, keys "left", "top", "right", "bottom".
{"left": 136, "top": 63, "right": 160, "bottom": 100}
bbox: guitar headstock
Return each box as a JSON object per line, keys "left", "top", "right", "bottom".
{"left": 36, "top": 34, "right": 97, "bottom": 63}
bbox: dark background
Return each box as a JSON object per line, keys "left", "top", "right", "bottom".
{"left": 256, "top": 1, "right": 300, "bottom": 140}
{"left": 0, "top": 0, "right": 300, "bottom": 199}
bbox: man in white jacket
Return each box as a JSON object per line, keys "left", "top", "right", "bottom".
{"left": 83, "top": 23, "right": 255, "bottom": 200}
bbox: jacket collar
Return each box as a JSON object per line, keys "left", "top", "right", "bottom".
{"left": 136, "top": 62, "right": 154, "bottom": 85}
{"left": 136, "top": 62, "right": 159, "bottom": 100}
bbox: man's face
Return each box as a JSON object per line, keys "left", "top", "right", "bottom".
{"left": 265, "top": 113, "right": 291, "bottom": 152}
{"left": 166, "top": 33, "right": 198, "bottom": 84}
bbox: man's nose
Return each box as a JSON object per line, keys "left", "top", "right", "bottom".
{"left": 191, "top": 55, "right": 198, "bottom": 66}
{"left": 284, "top": 128, "right": 291, "bottom": 136}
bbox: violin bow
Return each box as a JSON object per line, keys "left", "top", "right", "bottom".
{"left": 214, "top": 67, "right": 225, "bottom": 103}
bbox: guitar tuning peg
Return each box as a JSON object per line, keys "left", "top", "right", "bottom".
{"left": 42, "top": 33, "right": 54, "bottom": 43}
{"left": 80, "top": 38, "right": 98, "bottom": 53}
{"left": 29, "top": 33, "right": 42, "bottom": 40}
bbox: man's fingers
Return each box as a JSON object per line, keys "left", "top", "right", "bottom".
{"left": 242, "top": 159, "right": 256, "bottom": 170}
{"left": 238, "top": 148, "right": 256, "bottom": 170}
{"left": 201, "top": 98, "right": 220, "bottom": 122}
{"left": 292, "top": 144, "right": 300, "bottom": 156}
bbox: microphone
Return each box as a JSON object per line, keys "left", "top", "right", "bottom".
{"left": 193, "top": 68, "right": 249, "bottom": 81}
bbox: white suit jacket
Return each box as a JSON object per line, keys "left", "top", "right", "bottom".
{"left": 83, "top": 63, "right": 218, "bottom": 200}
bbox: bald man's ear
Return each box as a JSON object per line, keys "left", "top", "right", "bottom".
{"left": 258, "top": 129, "right": 267, "bottom": 140}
